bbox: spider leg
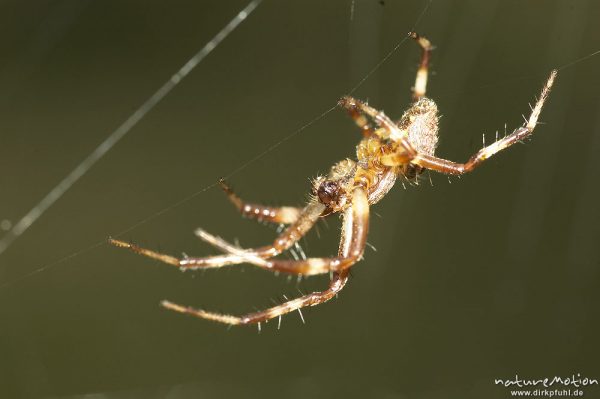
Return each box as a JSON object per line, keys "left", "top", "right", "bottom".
{"left": 108, "top": 201, "right": 326, "bottom": 271}
{"left": 338, "top": 96, "right": 416, "bottom": 159}
{"left": 409, "top": 32, "right": 433, "bottom": 101}
{"left": 159, "top": 188, "right": 368, "bottom": 325}
{"left": 339, "top": 97, "right": 404, "bottom": 140}
{"left": 161, "top": 270, "right": 349, "bottom": 326}
{"left": 219, "top": 179, "right": 301, "bottom": 224}
{"left": 340, "top": 37, "right": 436, "bottom": 139}
{"left": 200, "top": 187, "right": 369, "bottom": 276}
{"left": 338, "top": 96, "right": 389, "bottom": 139}
{"left": 381, "top": 70, "right": 557, "bottom": 174}
{"left": 339, "top": 31, "right": 432, "bottom": 128}
{"left": 109, "top": 238, "right": 247, "bottom": 267}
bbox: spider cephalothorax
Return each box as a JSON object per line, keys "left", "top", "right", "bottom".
{"left": 110, "top": 32, "right": 557, "bottom": 327}
{"left": 316, "top": 180, "right": 341, "bottom": 205}
{"left": 312, "top": 158, "right": 356, "bottom": 213}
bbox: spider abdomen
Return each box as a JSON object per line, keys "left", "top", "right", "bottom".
{"left": 400, "top": 97, "right": 439, "bottom": 156}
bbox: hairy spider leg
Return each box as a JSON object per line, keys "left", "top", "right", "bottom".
{"left": 160, "top": 187, "right": 368, "bottom": 325}
{"left": 161, "top": 270, "right": 349, "bottom": 326}
{"left": 409, "top": 31, "right": 433, "bottom": 101}
{"left": 195, "top": 187, "right": 369, "bottom": 276}
{"left": 338, "top": 96, "right": 416, "bottom": 161}
{"left": 384, "top": 70, "right": 558, "bottom": 174}
{"left": 108, "top": 200, "right": 326, "bottom": 271}
{"left": 341, "top": 31, "right": 433, "bottom": 136}
{"left": 219, "top": 178, "right": 301, "bottom": 224}
{"left": 340, "top": 98, "right": 388, "bottom": 139}
{"left": 109, "top": 237, "right": 244, "bottom": 266}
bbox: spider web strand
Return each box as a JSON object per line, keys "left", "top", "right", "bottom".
{"left": 0, "top": 0, "right": 263, "bottom": 257}
{"left": 348, "top": 0, "right": 432, "bottom": 95}
{"left": 0, "top": 0, "right": 433, "bottom": 288}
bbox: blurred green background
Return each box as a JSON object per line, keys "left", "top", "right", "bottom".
{"left": 0, "top": 1, "right": 598, "bottom": 398}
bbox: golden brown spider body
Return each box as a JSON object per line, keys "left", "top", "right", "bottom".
{"left": 110, "top": 32, "right": 557, "bottom": 327}
{"left": 314, "top": 95, "right": 440, "bottom": 219}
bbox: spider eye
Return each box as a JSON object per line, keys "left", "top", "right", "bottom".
{"left": 317, "top": 180, "right": 340, "bottom": 205}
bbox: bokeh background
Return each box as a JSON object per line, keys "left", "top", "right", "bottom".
{"left": 0, "top": 1, "right": 598, "bottom": 398}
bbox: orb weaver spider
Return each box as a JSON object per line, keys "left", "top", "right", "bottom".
{"left": 110, "top": 32, "right": 557, "bottom": 327}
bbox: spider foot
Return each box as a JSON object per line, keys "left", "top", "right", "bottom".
{"left": 108, "top": 237, "right": 130, "bottom": 248}
{"left": 161, "top": 300, "right": 244, "bottom": 325}
{"left": 108, "top": 238, "right": 180, "bottom": 266}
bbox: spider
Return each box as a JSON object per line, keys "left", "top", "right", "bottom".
{"left": 110, "top": 32, "right": 557, "bottom": 327}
